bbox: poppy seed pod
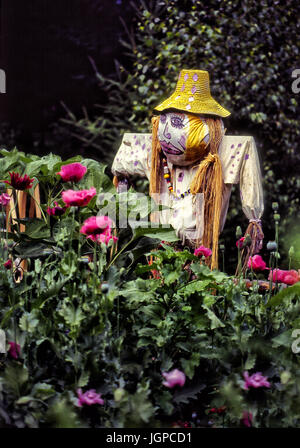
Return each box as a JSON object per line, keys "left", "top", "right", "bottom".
{"left": 267, "top": 241, "right": 277, "bottom": 251}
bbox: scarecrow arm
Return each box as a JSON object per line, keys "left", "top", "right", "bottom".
{"left": 239, "top": 136, "right": 264, "bottom": 254}
{"left": 111, "top": 133, "right": 152, "bottom": 189}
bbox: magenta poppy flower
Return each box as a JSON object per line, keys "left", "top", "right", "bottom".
{"left": 268, "top": 269, "right": 299, "bottom": 285}
{"left": 80, "top": 216, "right": 113, "bottom": 235}
{"left": 88, "top": 230, "right": 118, "bottom": 245}
{"left": 247, "top": 255, "right": 267, "bottom": 271}
{"left": 162, "top": 369, "right": 186, "bottom": 388}
{"left": 0, "top": 193, "right": 11, "bottom": 206}
{"left": 77, "top": 388, "right": 104, "bottom": 407}
{"left": 241, "top": 411, "right": 253, "bottom": 427}
{"left": 268, "top": 268, "right": 285, "bottom": 283}
{"left": 46, "top": 201, "right": 66, "bottom": 217}
{"left": 243, "top": 371, "right": 270, "bottom": 390}
{"left": 236, "top": 237, "right": 245, "bottom": 249}
{"left": 8, "top": 341, "right": 21, "bottom": 359}
{"left": 56, "top": 163, "right": 87, "bottom": 182}
{"left": 80, "top": 215, "right": 117, "bottom": 245}
{"left": 62, "top": 187, "right": 97, "bottom": 207}
{"left": 194, "top": 245, "right": 212, "bottom": 258}
{"left": 4, "top": 172, "right": 34, "bottom": 190}
{"left": 282, "top": 270, "right": 299, "bottom": 285}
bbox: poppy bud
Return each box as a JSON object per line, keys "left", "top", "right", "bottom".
{"left": 289, "top": 246, "right": 295, "bottom": 257}
{"left": 236, "top": 226, "right": 242, "bottom": 239}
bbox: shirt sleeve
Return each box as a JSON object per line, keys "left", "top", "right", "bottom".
{"left": 238, "top": 136, "right": 264, "bottom": 220}
{"left": 111, "top": 133, "right": 152, "bottom": 181}
{"left": 219, "top": 135, "right": 264, "bottom": 221}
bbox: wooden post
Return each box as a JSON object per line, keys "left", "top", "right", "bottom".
{"left": 2, "top": 183, "right": 41, "bottom": 281}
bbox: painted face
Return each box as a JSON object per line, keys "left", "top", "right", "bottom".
{"left": 158, "top": 113, "right": 189, "bottom": 159}
{"left": 158, "top": 112, "right": 209, "bottom": 165}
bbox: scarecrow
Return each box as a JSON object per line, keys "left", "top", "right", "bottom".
{"left": 111, "top": 70, "right": 264, "bottom": 269}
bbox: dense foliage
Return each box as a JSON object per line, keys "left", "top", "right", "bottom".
{"left": 0, "top": 150, "right": 299, "bottom": 428}
{"left": 61, "top": 0, "right": 300, "bottom": 273}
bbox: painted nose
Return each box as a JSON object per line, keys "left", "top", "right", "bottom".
{"left": 163, "top": 123, "right": 171, "bottom": 140}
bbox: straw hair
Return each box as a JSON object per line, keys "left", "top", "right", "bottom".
{"left": 185, "top": 114, "right": 210, "bottom": 164}
{"left": 150, "top": 115, "right": 225, "bottom": 270}
{"left": 189, "top": 117, "right": 225, "bottom": 270}
{"left": 113, "top": 175, "right": 119, "bottom": 188}
{"left": 150, "top": 115, "right": 163, "bottom": 195}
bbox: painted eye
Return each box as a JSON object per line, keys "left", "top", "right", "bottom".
{"left": 170, "top": 115, "right": 184, "bottom": 129}
{"left": 160, "top": 114, "right": 166, "bottom": 123}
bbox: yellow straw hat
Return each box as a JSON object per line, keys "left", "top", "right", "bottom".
{"left": 153, "top": 69, "right": 230, "bottom": 118}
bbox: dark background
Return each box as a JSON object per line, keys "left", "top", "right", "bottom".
{"left": 0, "top": 0, "right": 134, "bottom": 152}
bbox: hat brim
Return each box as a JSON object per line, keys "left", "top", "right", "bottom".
{"left": 153, "top": 93, "right": 231, "bottom": 118}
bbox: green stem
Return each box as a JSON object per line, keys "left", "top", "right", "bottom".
{"left": 106, "top": 236, "right": 134, "bottom": 271}
{"left": 28, "top": 190, "right": 47, "bottom": 223}
{"left": 93, "top": 243, "right": 97, "bottom": 300}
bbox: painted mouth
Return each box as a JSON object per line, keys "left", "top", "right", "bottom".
{"left": 160, "top": 141, "right": 184, "bottom": 155}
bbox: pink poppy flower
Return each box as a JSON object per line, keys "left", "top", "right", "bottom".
{"left": 162, "top": 369, "right": 186, "bottom": 388}
{"left": 268, "top": 268, "right": 285, "bottom": 283}
{"left": 46, "top": 201, "right": 66, "bottom": 217}
{"left": 56, "top": 163, "right": 87, "bottom": 182}
{"left": 77, "top": 388, "right": 104, "bottom": 407}
{"left": 91, "top": 232, "right": 118, "bottom": 245}
{"left": 8, "top": 341, "right": 21, "bottom": 359}
{"left": 0, "top": 193, "right": 11, "bottom": 206}
{"left": 282, "top": 270, "right": 299, "bottom": 285}
{"left": 80, "top": 216, "right": 113, "bottom": 235}
{"left": 194, "top": 245, "right": 212, "bottom": 258}
{"left": 236, "top": 237, "right": 245, "bottom": 249}
{"left": 87, "top": 229, "right": 118, "bottom": 245}
{"left": 80, "top": 216, "right": 118, "bottom": 245}
{"left": 243, "top": 371, "right": 270, "bottom": 390}
{"left": 241, "top": 411, "right": 253, "bottom": 427}
{"left": 247, "top": 255, "right": 267, "bottom": 271}
{"left": 268, "top": 269, "right": 299, "bottom": 285}
{"left": 62, "top": 187, "right": 97, "bottom": 207}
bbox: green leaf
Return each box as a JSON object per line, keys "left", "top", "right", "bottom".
{"left": 154, "top": 390, "right": 174, "bottom": 415}
{"left": 129, "top": 382, "right": 156, "bottom": 424}
{"left": 180, "top": 352, "right": 201, "bottom": 379}
{"left": 202, "top": 305, "right": 225, "bottom": 330}
{"left": 32, "top": 383, "right": 56, "bottom": 400}
{"left": 77, "top": 371, "right": 90, "bottom": 388}
{"left": 177, "top": 279, "right": 211, "bottom": 297}
{"left": 133, "top": 226, "right": 179, "bottom": 242}
{"left": 45, "top": 399, "right": 80, "bottom": 428}
{"left": 244, "top": 353, "right": 256, "bottom": 370}
{"left": 19, "top": 311, "right": 39, "bottom": 333}
{"left": 173, "top": 382, "right": 205, "bottom": 404}
{"left": 3, "top": 364, "right": 29, "bottom": 396}
{"left": 266, "top": 283, "right": 300, "bottom": 307}
{"left": 16, "top": 396, "right": 34, "bottom": 405}
{"left": 59, "top": 304, "right": 85, "bottom": 328}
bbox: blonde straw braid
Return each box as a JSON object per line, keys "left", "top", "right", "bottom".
{"left": 190, "top": 118, "right": 225, "bottom": 270}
